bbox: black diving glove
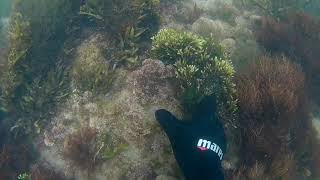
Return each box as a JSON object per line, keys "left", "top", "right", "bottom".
{"left": 155, "top": 96, "right": 226, "bottom": 180}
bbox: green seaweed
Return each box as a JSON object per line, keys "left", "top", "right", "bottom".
{"left": 2, "top": 0, "right": 80, "bottom": 137}
{"left": 80, "top": 0, "right": 160, "bottom": 68}
{"left": 117, "top": 26, "right": 146, "bottom": 68}
{"left": 151, "top": 28, "right": 238, "bottom": 120}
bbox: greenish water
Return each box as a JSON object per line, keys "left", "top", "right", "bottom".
{"left": 0, "top": 0, "right": 12, "bottom": 17}
{"left": 0, "top": 0, "right": 320, "bottom": 179}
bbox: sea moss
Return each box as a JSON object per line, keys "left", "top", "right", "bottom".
{"left": 231, "top": 55, "right": 320, "bottom": 179}
{"left": 255, "top": 12, "right": 320, "bottom": 105}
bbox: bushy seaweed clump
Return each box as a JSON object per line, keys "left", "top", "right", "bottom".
{"left": 151, "top": 29, "right": 237, "bottom": 121}
{"left": 229, "top": 56, "right": 320, "bottom": 179}
{"left": 255, "top": 12, "right": 320, "bottom": 105}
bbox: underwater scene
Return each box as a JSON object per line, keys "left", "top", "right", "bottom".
{"left": 0, "top": 0, "right": 320, "bottom": 179}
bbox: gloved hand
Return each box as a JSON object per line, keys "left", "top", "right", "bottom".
{"left": 155, "top": 96, "right": 226, "bottom": 180}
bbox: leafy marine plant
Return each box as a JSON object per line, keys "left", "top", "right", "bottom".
{"left": 151, "top": 29, "right": 225, "bottom": 64}
{"left": 80, "top": 0, "right": 160, "bottom": 34}
{"left": 0, "top": 6, "right": 71, "bottom": 174}
{"left": 80, "top": 0, "right": 160, "bottom": 68}
{"left": 117, "top": 0, "right": 160, "bottom": 67}
{"left": 136, "top": 0, "right": 161, "bottom": 41}
{"left": 151, "top": 29, "right": 237, "bottom": 121}
{"left": 116, "top": 26, "right": 147, "bottom": 68}
{"left": 2, "top": 0, "right": 79, "bottom": 137}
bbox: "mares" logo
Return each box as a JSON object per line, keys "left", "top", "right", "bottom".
{"left": 197, "top": 139, "right": 224, "bottom": 160}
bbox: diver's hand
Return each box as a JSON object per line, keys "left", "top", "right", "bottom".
{"left": 155, "top": 96, "right": 226, "bottom": 180}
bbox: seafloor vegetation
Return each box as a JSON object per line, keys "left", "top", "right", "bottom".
{"left": 0, "top": 0, "right": 319, "bottom": 179}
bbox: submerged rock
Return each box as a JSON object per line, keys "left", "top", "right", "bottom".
{"left": 128, "top": 59, "right": 176, "bottom": 105}
{"left": 38, "top": 52, "right": 182, "bottom": 179}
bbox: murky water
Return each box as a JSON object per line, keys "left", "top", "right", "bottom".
{"left": 0, "top": 0, "right": 319, "bottom": 179}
